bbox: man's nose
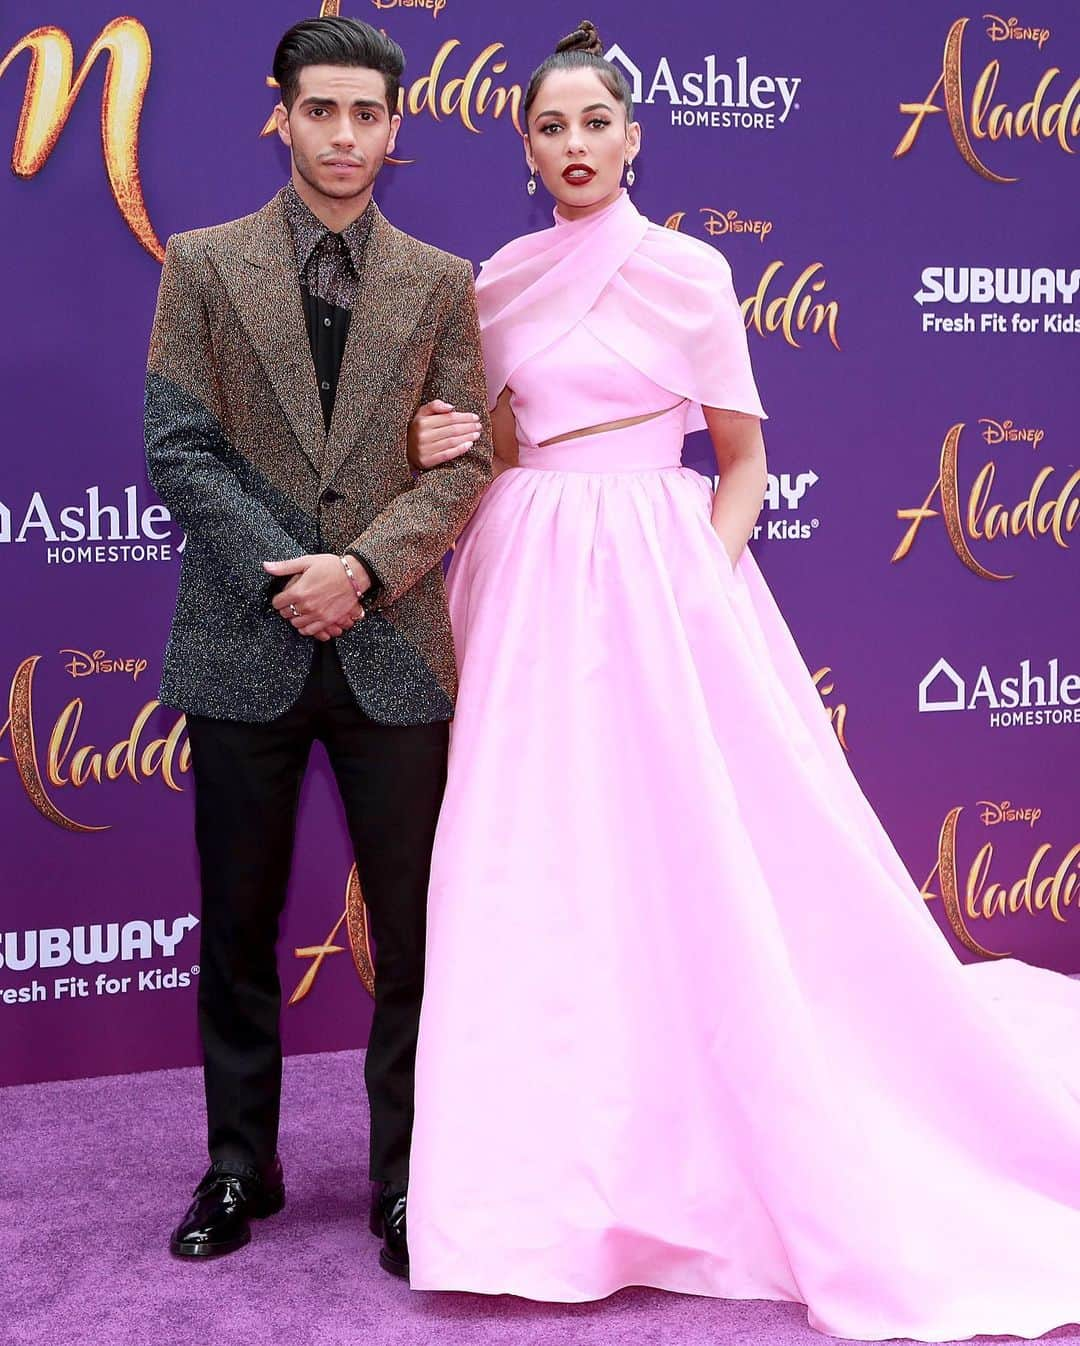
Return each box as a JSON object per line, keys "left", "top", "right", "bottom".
{"left": 331, "top": 115, "right": 356, "bottom": 146}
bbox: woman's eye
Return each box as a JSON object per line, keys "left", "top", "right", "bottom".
{"left": 589, "top": 119, "right": 611, "bottom": 130}
{"left": 540, "top": 123, "right": 562, "bottom": 135}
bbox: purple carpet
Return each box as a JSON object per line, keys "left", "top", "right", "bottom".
{"left": 5, "top": 1050, "right": 1078, "bottom": 1346}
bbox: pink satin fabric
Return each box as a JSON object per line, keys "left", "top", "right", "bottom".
{"left": 407, "top": 200, "right": 1080, "bottom": 1341}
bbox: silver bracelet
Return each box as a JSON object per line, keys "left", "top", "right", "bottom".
{"left": 339, "top": 554, "right": 366, "bottom": 603}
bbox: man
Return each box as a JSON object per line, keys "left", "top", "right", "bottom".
{"left": 145, "top": 15, "right": 490, "bottom": 1276}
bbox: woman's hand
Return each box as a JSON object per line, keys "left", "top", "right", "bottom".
{"left": 407, "top": 400, "right": 482, "bottom": 471}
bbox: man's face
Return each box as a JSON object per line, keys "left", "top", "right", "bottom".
{"left": 274, "top": 64, "right": 400, "bottom": 204}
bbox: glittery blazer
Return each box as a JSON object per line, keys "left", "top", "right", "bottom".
{"left": 145, "top": 189, "right": 492, "bottom": 725}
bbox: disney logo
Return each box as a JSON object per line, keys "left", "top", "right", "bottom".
{"left": 61, "top": 648, "right": 148, "bottom": 682}
{"left": 371, "top": 0, "right": 447, "bottom": 15}
{"left": 978, "top": 799, "right": 1042, "bottom": 827}
{"left": 984, "top": 14, "right": 1051, "bottom": 49}
{"left": 978, "top": 419, "right": 1046, "bottom": 448}
{"left": 701, "top": 207, "right": 773, "bottom": 244}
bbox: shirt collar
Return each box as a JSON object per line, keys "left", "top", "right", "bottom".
{"left": 282, "top": 181, "right": 374, "bottom": 277}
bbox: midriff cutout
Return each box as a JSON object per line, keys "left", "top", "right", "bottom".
{"left": 536, "top": 402, "right": 684, "bottom": 449}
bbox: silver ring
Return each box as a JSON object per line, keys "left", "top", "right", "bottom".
{"left": 288, "top": 603, "right": 301, "bottom": 619}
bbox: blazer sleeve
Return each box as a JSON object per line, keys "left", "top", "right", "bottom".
{"left": 345, "top": 257, "right": 493, "bottom": 605}
{"left": 144, "top": 233, "right": 306, "bottom": 597}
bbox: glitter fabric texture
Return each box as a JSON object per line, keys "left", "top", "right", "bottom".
{"left": 144, "top": 187, "right": 492, "bottom": 725}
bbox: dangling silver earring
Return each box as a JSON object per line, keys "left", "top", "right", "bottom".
{"left": 625, "top": 162, "right": 636, "bottom": 188}
{"left": 527, "top": 173, "right": 537, "bottom": 196}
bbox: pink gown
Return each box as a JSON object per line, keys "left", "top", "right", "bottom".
{"left": 408, "top": 192, "right": 1080, "bottom": 1341}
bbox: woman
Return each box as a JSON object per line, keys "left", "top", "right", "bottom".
{"left": 406, "top": 22, "right": 1080, "bottom": 1341}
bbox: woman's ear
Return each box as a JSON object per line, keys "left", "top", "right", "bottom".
{"left": 626, "top": 120, "right": 642, "bottom": 160}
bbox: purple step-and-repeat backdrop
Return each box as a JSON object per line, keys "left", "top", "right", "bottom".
{"left": 2, "top": 2, "right": 1078, "bottom": 1087}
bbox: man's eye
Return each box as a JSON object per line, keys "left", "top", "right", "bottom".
{"left": 309, "top": 108, "right": 327, "bottom": 117}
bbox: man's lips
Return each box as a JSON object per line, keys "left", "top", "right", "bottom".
{"left": 562, "top": 164, "right": 596, "bottom": 184}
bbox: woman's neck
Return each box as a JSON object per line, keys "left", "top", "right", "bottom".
{"left": 553, "top": 186, "right": 625, "bottom": 223}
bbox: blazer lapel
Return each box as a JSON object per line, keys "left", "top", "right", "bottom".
{"left": 210, "top": 192, "right": 324, "bottom": 472}
{"left": 322, "top": 207, "right": 437, "bottom": 485}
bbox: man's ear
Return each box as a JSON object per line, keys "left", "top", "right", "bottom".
{"left": 274, "top": 103, "right": 291, "bottom": 148}
{"left": 386, "top": 113, "right": 402, "bottom": 159}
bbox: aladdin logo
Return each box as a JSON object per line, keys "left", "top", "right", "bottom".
{"left": 62, "top": 649, "right": 149, "bottom": 683}
{"left": 921, "top": 805, "right": 1079, "bottom": 958}
{"left": 892, "top": 420, "right": 1079, "bottom": 579}
{"left": 918, "top": 656, "right": 1080, "bottom": 727}
{"left": 979, "top": 799, "right": 1042, "bottom": 827}
{"left": 0, "top": 915, "right": 198, "bottom": 973}
{"left": 604, "top": 44, "right": 801, "bottom": 129}
{"left": 985, "top": 14, "right": 1051, "bottom": 48}
{"left": 0, "top": 485, "right": 180, "bottom": 565}
{"left": 894, "top": 16, "right": 1080, "bottom": 183}
{"left": 0, "top": 655, "right": 190, "bottom": 833}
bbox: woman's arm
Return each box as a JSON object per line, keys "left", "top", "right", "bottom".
{"left": 488, "top": 387, "right": 519, "bottom": 477}
{"left": 408, "top": 386, "right": 520, "bottom": 476}
{"left": 703, "top": 406, "right": 768, "bottom": 568}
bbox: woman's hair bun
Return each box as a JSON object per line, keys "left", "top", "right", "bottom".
{"left": 555, "top": 20, "right": 604, "bottom": 57}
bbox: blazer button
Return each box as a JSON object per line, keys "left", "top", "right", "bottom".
{"left": 321, "top": 488, "right": 343, "bottom": 505}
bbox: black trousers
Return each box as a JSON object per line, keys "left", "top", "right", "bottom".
{"left": 185, "top": 643, "right": 448, "bottom": 1185}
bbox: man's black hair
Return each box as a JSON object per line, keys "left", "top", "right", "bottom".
{"left": 273, "top": 16, "right": 404, "bottom": 113}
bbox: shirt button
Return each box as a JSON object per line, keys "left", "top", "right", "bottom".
{"left": 321, "top": 381, "right": 331, "bottom": 390}
{"left": 323, "top": 317, "right": 332, "bottom": 327}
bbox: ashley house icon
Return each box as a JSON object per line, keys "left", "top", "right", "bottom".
{"left": 918, "top": 658, "right": 966, "bottom": 712}
{"left": 603, "top": 44, "right": 643, "bottom": 101}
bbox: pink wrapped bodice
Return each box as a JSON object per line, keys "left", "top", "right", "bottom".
{"left": 508, "top": 322, "right": 688, "bottom": 468}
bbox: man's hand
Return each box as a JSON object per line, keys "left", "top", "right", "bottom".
{"left": 263, "top": 554, "right": 367, "bottom": 641}
{"left": 407, "top": 400, "right": 481, "bottom": 471}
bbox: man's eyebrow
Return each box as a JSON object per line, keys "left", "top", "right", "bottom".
{"left": 297, "top": 96, "right": 386, "bottom": 111}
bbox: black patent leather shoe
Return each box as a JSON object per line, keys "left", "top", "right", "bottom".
{"left": 169, "top": 1157, "right": 285, "bottom": 1259}
{"left": 369, "top": 1182, "right": 409, "bottom": 1278}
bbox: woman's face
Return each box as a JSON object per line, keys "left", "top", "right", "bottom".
{"left": 525, "top": 68, "right": 640, "bottom": 220}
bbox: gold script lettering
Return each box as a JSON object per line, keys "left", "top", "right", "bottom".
{"left": 742, "top": 261, "right": 841, "bottom": 351}
{"left": 893, "top": 422, "right": 1080, "bottom": 576}
{"left": 894, "top": 16, "right": 1080, "bottom": 182}
{"left": 0, "top": 18, "right": 162, "bottom": 260}
{"left": 0, "top": 656, "right": 189, "bottom": 831}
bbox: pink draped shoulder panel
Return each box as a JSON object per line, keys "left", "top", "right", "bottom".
{"left": 474, "top": 191, "right": 767, "bottom": 437}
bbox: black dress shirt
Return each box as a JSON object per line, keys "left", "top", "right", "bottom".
{"left": 282, "top": 184, "right": 381, "bottom": 596}
{"left": 283, "top": 182, "right": 374, "bottom": 431}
